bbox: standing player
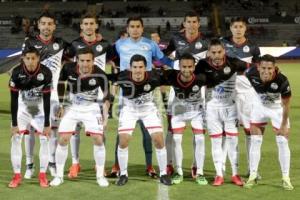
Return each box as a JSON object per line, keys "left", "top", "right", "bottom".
{"left": 163, "top": 11, "right": 209, "bottom": 177}
{"left": 8, "top": 47, "right": 52, "bottom": 188}
{"left": 110, "top": 16, "right": 173, "bottom": 178}
{"left": 195, "top": 38, "right": 248, "bottom": 186}
{"left": 66, "top": 12, "right": 114, "bottom": 179}
{"left": 114, "top": 54, "right": 171, "bottom": 186}
{"left": 244, "top": 54, "right": 293, "bottom": 190}
{"left": 163, "top": 53, "right": 207, "bottom": 185}
{"left": 220, "top": 17, "right": 260, "bottom": 176}
{"left": 50, "top": 48, "right": 110, "bottom": 187}
{"left": 22, "top": 12, "right": 68, "bottom": 178}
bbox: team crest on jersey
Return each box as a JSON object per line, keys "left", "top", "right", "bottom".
{"left": 89, "top": 79, "right": 96, "bottom": 86}
{"left": 141, "top": 45, "right": 149, "bottom": 51}
{"left": 195, "top": 42, "right": 203, "bottom": 49}
{"left": 37, "top": 73, "right": 44, "bottom": 81}
{"left": 144, "top": 84, "right": 151, "bottom": 91}
{"left": 270, "top": 82, "right": 278, "bottom": 90}
{"left": 53, "top": 43, "right": 60, "bottom": 51}
{"left": 243, "top": 45, "right": 250, "bottom": 53}
{"left": 96, "top": 45, "right": 103, "bottom": 52}
{"left": 34, "top": 45, "right": 42, "bottom": 49}
{"left": 223, "top": 66, "right": 231, "bottom": 74}
{"left": 192, "top": 85, "right": 200, "bottom": 92}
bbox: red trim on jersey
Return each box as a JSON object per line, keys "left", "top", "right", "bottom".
{"left": 250, "top": 122, "right": 268, "bottom": 127}
{"left": 51, "top": 126, "right": 58, "bottom": 129}
{"left": 209, "top": 133, "right": 223, "bottom": 138}
{"left": 176, "top": 72, "right": 195, "bottom": 88}
{"left": 22, "top": 63, "right": 41, "bottom": 77}
{"left": 172, "top": 127, "right": 185, "bottom": 134}
{"left": 10, "top": 87, "right": 19, "bottom": 92}
{"left": 192, "top": 128, "right": 205, "bottom": 134}
{"left": 19, "top": 130, "right": 29, "bottom": 134}
{"left": 37, "top": 35, "right": 53, "bottom": 45}
{"left": 129, "top": 71, "right": 149, "bottom": 85}
{"left": 118, "top": 128, "right": 134, "bottom": 132}
{"left": 81, "top": 36, "right": 98, "bottom": 46}
{"left": 59, "top": 131, "right": 75, "bottom": 135}
{"left": 42, "top": 89, "right": 52, "bottom": 93}
{"left": 146, "top": 126, "right": 162, "bottom": 129}
{"left": 86, "top": 131, "right": 103, "bottom": 135}
{"left": 230, "top": 37, "right": 247, "bottom": 48}
{"left": 225, "top": 132, "right": 239, "bottom": 136}
{"left": 282, "top": 95, "right": 291, "bottom": 99}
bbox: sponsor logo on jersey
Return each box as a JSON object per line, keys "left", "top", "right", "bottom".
{"left": 178, "top": 41, "right": 186, "bottom": 46}
{"left": 89, "top": 79, "right": 96, "bottom": 86}
{"left": 252, "top": 79, "right": 260, "bottom": 85}
{"left": 53, "top": 43, "right": 60, "bottom": 51}
{"left": 68, "top": 76, "right": 77, "bottom": 81}
{"left": 34, "top": 45, "right": 43, "bottom": 49}
{"left": 18, "top": 74, "right": 26, "bottom": 78}
{"left": 37, "top": 73, "right": 44, "bottom": 81}
{"left": 78, "top": 45, "right": 85, "bottom": 49}
{"left": 192, "top": 85, "right": 200, "bottom": 92}
{"left": 96, "top": 45, "right": 103, "bottom": 52}
{"left": 195, "top": 42, "right": 202, "bottom": 49}
{"left": 223, "top": 66, "right": 231, "bottom": 74}
{"left": 225, "top": 44, "right": 233, "bottom": 48}
{"left": 144, "top": 84, "right": 151, "bottom": 91}
{"left": 243, "top": 45, "right": 250, "bottom": 53}
{"left": 270, "top": 82, "right": 278, "bottom": 90}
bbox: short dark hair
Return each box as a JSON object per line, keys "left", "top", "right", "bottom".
{"left": 179, "top": 53, "right": 195, "bottom": 63}
{"left": 80, "top": 12, "right": 98, "bottom": 24}
{"left": 184, "top": 11, "right": 200, "bottom": 22}
{"left": 127, "top": 16, "right": 143, "bottom": 27}
{"left": 22, "top": 46, "right": 40, "bottom": 56}
{"left": 230, "top": 16, "right": 247, "bottom": 26}
{"left": 150, "top": 31, "right": 161, "bottom": 38}
{"left": 208, "top": 38, "right": 224, "bottom": 49}
{"left": 259, "top": 54, "right": 276, "bottom": 64}
{"left": 38, "top": 12, "right": 56, "bottom": 22}
{"left": 118, "top": 30, "right": 128, "bottom": 38}
{"left": 130, "top": 54, "right": 147, "bottom": 66}
{"left": 76, "top": 47, "right": 94, "bottom": 59}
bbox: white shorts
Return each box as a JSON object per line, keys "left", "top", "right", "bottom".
{"left": 236, "top": 92, "right": 254, "bottom": 130}
{"left": 206, "top": 104, "right": 238, "bottom": 138}
{"left": 58, "top": 106, "right": 103, "bottom": 135}
{"left": 50, "top": 100, "right": 60, "bottom": 129}
{"left": 17, "top": 105, "right": 45, "bottom": 135}
{"left": 250, "top": 104, "right": 290, "bottom": 130}
{"left": 171, "top": 110, "right": 205, "bottom": 134}
{"left": 118, "top": 103, "right": 163, "bottom": 135}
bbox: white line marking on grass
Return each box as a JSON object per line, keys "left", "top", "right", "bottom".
{"left": 157, "top": 183, "right": 170, "bottom": 200}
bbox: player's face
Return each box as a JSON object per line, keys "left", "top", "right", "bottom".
{"left": 179, "top": 59, "right": 195, "bottom": 79}
{"left": 151, "top": 33, "right": 160, "bottom": 44}
{"left": 80, "top": 18, "right": 98, "bottom": 37}
{"left": 38, "top": 17, "right": 56, "bottom": 38}
{"left": 258, "top": 61, "right": 276, "bottom": 82}
{"left": 127, "top": 20, "right": 144, "bottom": 40}
{"left": 130, "top": 61, "right": 146, "bottom": 81}
{"left": 183, "top": 16, "right": 200, "bottom": 35}
{"left": 209, "top": 45, "right": 226, "bottom": 66}
{"left": 23, "top": 53, "right": 40, "bottom": 72}
{"left": 230, "top": 22, "right": 246, "bottom": 39}
{"left": 77, "top": 53, "right": 94, "bottom": 74}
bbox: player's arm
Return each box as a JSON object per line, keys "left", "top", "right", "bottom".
{"left": 100, "top": 73, "right": 111, "bottom": 130}
{"left": 163, "top": 37, "right": 176, "bottom": 57}
{"left": 9, "top": 73, "right": 20, "bottom": 134}
{"left": 56, "top": 64, "right": 69, "bottom": 118}
{"left": 152, "top": 42, "right": 174, "bottom": 68}
{"left": 42, "top": 70, "right": 52, "bottom": 136}
{"left": 279, "top": 79, "right": 292, "bottom": 137}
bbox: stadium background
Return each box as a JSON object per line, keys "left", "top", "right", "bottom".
{"left": 0, "top": 0, "right": 299, "bottom": 199}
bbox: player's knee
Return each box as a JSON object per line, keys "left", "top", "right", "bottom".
{"left": 119, "top": 134, "right": 129, "bottom": 148}
{"left": 152, "top": 132, "right": 165, "bottom": 149}
{"left": 11, "top": 134, "right": 22, "bottom": 144}
{"left": 93, "top": 135, "right": 104, "bottom": 146}
{"left": 58, "top": 135, "right": 70, "bottom": 146}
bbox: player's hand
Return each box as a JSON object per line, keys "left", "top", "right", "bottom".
{"left": 56, "top": 106, "right": 64, "bottom": 119}
{"left": 279, "top": 125, "right": 289, "bottom": 138}
{"left": 11, "top": 126, "right": 19, "bottom": 136}
{"left": 43, "top": 126, "right": 51, "bottom": 137}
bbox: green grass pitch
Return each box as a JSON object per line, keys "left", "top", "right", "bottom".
{"left": 0, "top": 63, "right": 299, "bottom": 200}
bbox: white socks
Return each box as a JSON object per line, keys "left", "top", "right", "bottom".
{"left": 245, "top": 134, "right": 251, "bottom": 171}
{"left": 194, "top": 134, "right": 205, "bottom": 175}
{"left": 117, "top": 146, "right": 128, "bottom": 176}
{"left": 155, "top": 147, "right": 167, "bottom": 176}
{"left": 173, "top": 134, "right": 183, "bottom": 175}
{"left": 48, "top": 129, "right": 58, "bottom": 163}
{"left": 24, "top": 131, "right": 35, "bottom": 165}
{"left": 94, "top": 144, "right": 106, "bottom": 178}
{"left": 226, "top": 135, "right": 239, "bottom": 176}
{"left": 39, "top": 135, "right": 49, "bottom": 173}
{"left": 11, "top": 134, "right": 23, "bottom": 174}
{"left": 55, "top": 144, "right": 68, "bottom": 178}
{"left": 211, "top": 137, "right": 223, "bottom": 177}
{"left": 70, "top": 133, "right": 80, "bottom": 164}
{"left": 249, "top": 135, "right": 263, "bottom": 175}
{"left": 276, "top": 135, "right": 290, "bottom": 177}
